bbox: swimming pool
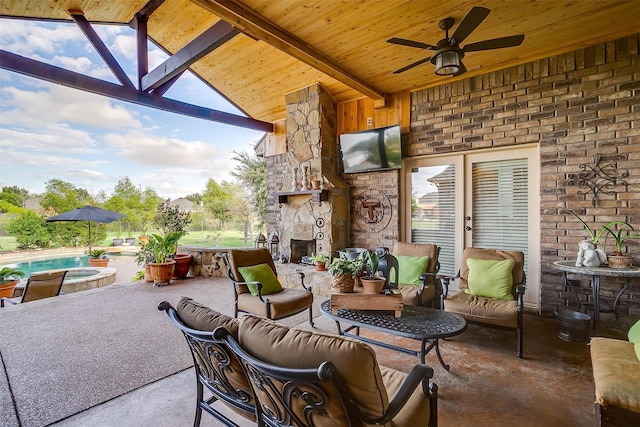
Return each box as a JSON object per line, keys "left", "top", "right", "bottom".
{"left": 2, "top": 256, "right": 89, "bottom": 277}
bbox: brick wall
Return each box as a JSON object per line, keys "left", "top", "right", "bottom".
{"left": 406, "top": 33, "right": 640, "bottom": 327}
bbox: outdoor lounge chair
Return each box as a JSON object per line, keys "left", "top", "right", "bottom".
{"left": 222, "top": 248, "right": 314, "bottom": 326}
{"left": 379, "top": 243, "right": 442, "bottom": 308}
{"left": 1, "top": 270, "right": 67, "bottom": 307}
{"left": 442, "top": 247, "right": 526, "bottom": 357}
{"left": 217, "top": 313, "right": 439, "bottom": 427}
{"left": 158, "top": 298, "right": 255, "bottom": 427}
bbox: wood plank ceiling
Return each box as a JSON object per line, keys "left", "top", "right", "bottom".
{"left": 1, "top": 0, "right": 639, "bottom": 124}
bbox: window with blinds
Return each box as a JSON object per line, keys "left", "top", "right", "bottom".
{"left": 472, "top": 158, "right": 529, "bottom": 273}
{"left": 410, "top": 164, "right": 456, "bottom": 276}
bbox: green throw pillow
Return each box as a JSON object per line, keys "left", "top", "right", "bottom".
{"left": 628, "top": 319, "right": 640, "bottom": 344}
{"left": 237, "top": 263, "right": 283, "bottom": 296}
{"left": 396, "top": 255, "right": 429, "bottom": 286}
{"left": 464, "top": 258, "right": 515, "bottom": 301}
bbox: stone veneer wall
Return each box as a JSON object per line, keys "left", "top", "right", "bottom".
{"left": 266, "top": 84, "right": 350, "bottom": 259}
{"left": 405, "top": 34, "right": 639, "bottom": 327}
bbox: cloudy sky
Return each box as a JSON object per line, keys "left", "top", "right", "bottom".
{"left": 0, "top": 17, "right": 265, "bottom": 200}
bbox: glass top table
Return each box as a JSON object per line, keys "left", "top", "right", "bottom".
{"left": 320, "top": 299, "right": 467, "bottom": 371}
{"left": 551, "top": 260, "right": 640, "bottom": 331}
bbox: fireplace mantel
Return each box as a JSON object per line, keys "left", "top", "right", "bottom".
{"left": 276, "top": 189, "right": 329, "bottom": 205}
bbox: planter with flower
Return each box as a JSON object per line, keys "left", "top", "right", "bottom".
{"left": 88, "top": 249, "right": 110, "bottom": 267}
{"left": 360, "top": 251, "right": 386, "bottom": 294}
{"left": 0, "top": 267, "right": 25, "bottom": 298}
{"left": 328, "top": 256, "right": 365, "bottom": 293}
{"left": 153, "top": 200, "right": 192, "bottom": 279}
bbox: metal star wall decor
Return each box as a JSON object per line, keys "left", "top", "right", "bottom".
{"left": 567, "top": 155, "right": 628, "bottom": 207}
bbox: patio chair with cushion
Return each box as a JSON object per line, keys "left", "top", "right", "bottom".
{"left": 222, "top": 248, "right": 314, "bottom": 326}
{"left": 381, "top": 242, "right": 442, "bottom": 308}
{"left": 442, "top": 247, "right": 526, "bottom": 357}
{"left": 216, "top": 313, "right": 438, "bottom": 427}
{"left": 1, "top": 270, "right": 67, "bottom": 307}
{"left": 157, "top": 297, "right": 256, "bottom": 426}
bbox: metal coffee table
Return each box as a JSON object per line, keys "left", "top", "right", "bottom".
{"left": 320, "top": 299, "right": 467, "bottom": 370}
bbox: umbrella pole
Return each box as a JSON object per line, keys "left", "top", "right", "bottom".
{"left": 88, "top": 221, "right": 91, "bottom": 252}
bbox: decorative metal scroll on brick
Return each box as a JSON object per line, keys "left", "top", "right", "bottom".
{"left": 568, "top": 155, "right": 628, "bottom": 207}
{"left": 355, "top": 189, "right": 392, "bottom": 232}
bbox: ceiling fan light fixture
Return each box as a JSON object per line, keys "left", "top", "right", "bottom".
{"left": 434, "top": 50, "right": 461, "bottom": 76}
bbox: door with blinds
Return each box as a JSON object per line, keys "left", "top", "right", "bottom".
{"left": 404, "top": 146, "right": 540, "bottom": 309}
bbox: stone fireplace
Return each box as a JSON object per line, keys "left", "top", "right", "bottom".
{"left": 266, "top": 84, "right": 349, "bottom": 261}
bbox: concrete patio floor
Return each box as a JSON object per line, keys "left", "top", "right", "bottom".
{"left": 0, "top": 250, "right": 609, "bottom": 426}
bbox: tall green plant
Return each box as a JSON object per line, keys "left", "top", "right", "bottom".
{"left": 147, "top": 232, "right": 183, "bottom": 263}
{"left": 602, "top": 223, "right": 640, "bottom": 255}
{"left": 558, "top": 207, "right": 629, "bottom": 246}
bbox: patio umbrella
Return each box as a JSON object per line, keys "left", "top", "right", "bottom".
{"left": 46, "top": 205, "right": 125, "bottom": 251}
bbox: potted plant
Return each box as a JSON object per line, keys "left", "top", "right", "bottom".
{"left": 602, "top": 222, "right": 640, "bottom": 268}
{"left": 88, "top": 249, "right": 110, "bottom": 267}
{"left": 135, "top": 241, "right": 156, "bottom": 282}
{"left": 0, "top": 267, "right": 25, "bottom": 298}
{"left": 153, "top": 200, "right": 192, "bottom": 279}
{"left": 310, "top": 253, "right": 329, "bottom": 271}
{"left": 328, "top": 256, "right": 365, "bottom": 293}
{"left": 147, "top": 231, "right": 183, "bottom": 286}
{"left": 359, "top": 251, "right": 386, "bottom": 294}
{"left": 559, "top": 207, "right": 631, "bottom": 267}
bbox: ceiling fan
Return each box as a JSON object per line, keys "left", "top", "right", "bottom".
{"left": 387, "top": 6, "right": 524, "bottom": 76}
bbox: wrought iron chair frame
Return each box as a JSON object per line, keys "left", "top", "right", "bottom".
{"left": 158, "top": 301, "right": 255, "bottom": 427}
{"left": 215, "top": 326, "right": 439, "bottom": 427}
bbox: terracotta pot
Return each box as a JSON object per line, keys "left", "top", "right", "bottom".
{"left": 88, "top": 258, "right": 110, "bottom": 267}
{"left": 138, "top": 235, "right": 149, "bottom": 245}
{"left": 360, "top": 277, "right": 386, "bottom": 294}
{"left": 149, "top": 260, "right": 176, "bottom": 286}
{"left": 315, "top": 261, "right": 327, "bottom": 271}
{"left": 607, "top": 254, "right": 634, "bottom": 268}
{"left": 144, "top": 265, "right": 154, "bottom": 282}
{"left": 172, "top": 253, "right": 193, "bottom": 279}
{"left": 0, "top": 279, "right": 18, "bottom": 298}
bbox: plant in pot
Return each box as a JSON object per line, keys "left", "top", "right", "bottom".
{"left": 602, "top": 222, "right": 640, "bottom": 268}
{"left": 88, "top": 249, "right": 110, "bottom": 267}
{"left": 153, "top": 200, "right": 192, "bottom": 279}
{"left": 147, "top": 231, "right": 183, "bottom": 286}
{"left": 559, "top": 207, "right": 629, "bottom": 267}
{"left": 359, "top": 251, "right": 386, "bottom": 294}
{"left": 135, "top": 241, "right": 156, "bottom": 283}
{"left": 310, "top": 253, "right": 329, "bottom": 271}
{"left": 328, "top": 256, "right": 365, "bottom": 293}
{"left": 0, "top": 267, "right": 25, "bottom": 299}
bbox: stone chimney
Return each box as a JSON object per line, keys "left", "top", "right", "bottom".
{"left": 266, "top": 84, "right": 349, "bottom": 261}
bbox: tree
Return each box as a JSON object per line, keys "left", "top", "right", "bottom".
{"left": 230, "top": 150, "right": 267, "bottom": 226}
{"left": 202, "top": 179, "right": 236, "bottom": 229}
{"left": 41, "top": 179, "right": 94, "bottom": 247}
{"left": 8, "top": 211, "right": 51, "bottom": 249}
{"left": 0, "top": 186, "right": 29, "bottom": 209}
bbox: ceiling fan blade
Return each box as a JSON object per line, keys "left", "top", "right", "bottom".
{"left": 393, "top": 57, "right": 432, "bottom": 74}
{"left": 387, "top": 37, "right": 437, "bottom": 50}
{"left": 463, "top": 34, "right": 525, "bottom": 52}
{"left": 451, "top": 6, "right": 490, "bottom": 44}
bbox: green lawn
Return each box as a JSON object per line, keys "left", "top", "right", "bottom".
{"left": 0, "top": 229, "right": 257, "bottom": 254}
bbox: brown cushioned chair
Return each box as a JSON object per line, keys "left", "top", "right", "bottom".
{"left": 1, "top": 270, "right": 67, "bottom": 307}
{"left": 442, "top": 247, "right": 526, "bottom": 357}
{"left": 223, "top": 248, "right": 314, "bottom": 326}
{"left": 158, "top": 297, "right": 255, "bottom": 426}
{"left": 384, "top": 242, "right": 442, "bottom": 308}
{"left": 215, "top": 313, "right": 438, "bottom": 427}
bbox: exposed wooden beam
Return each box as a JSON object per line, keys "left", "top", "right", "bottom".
{"left": 135, "top": 14, "right": 149, "bottom": 90}
{"left": 141, "top": 20, "right": 239, "bottom": 92}
{"left": 191, "top": 0, "right": 387, "bottom": 103}
{"left": 69, "top": 11, "right": 135, "bottom": 89}
{"left": 0, "top": 50, "right": 273, "bottom": 133}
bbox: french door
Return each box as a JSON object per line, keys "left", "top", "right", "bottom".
{"left": 403, "top": 145, "right": 540, "bottom": 309}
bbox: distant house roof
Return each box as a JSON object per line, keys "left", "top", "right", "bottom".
{"left": 24, "top": 197, "right": 42, "bottom": 213}
{"left": 169, "top": 198, "right": 194, "bottom": 212}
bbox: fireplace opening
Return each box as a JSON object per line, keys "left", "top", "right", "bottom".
{"left": 290, "top": 239, "right": 316, "bottom": 264}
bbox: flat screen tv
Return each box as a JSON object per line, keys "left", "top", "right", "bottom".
{"left": 339, "top": 125, "right": 402, "bottom": 173}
